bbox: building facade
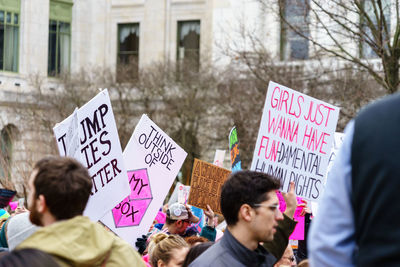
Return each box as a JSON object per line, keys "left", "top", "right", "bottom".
{"left": 0, "top": 0, "right": 268, "bottom": 194}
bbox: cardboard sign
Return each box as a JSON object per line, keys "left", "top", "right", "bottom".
{"left": 251, "top": 81, "right": 339, "bottom": 201}
{"left": 229, "top": 126, "right": 242, "bottom": 172}
{"left": 53, "top": 90, "right": 130, "bottom": 221}
{"left": 100, "top": 114, "right": 187, "bottom": 245}
{"left": 188, "top": 159, "right": 231, "bottom": 214}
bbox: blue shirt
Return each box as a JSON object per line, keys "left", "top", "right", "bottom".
{"left": 308, "top": 120, "right": 356, "bottom": 267}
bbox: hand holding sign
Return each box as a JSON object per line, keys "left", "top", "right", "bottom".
{"left": 204, "top": 204, "right": 215, "bottom": 228}
{"left": 282, "top": 181, "right": 297, "bottom": 219}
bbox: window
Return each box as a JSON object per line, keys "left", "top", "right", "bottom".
{"left": 0, "top": 10, "right": 19, "bottom": 72}
{"left": 280, "top": 0, "right": 309, "bottom": 60}
{"left": 360, "top": 0, "right": 391, "bottom": 59}
{"left": 177, "top": 20, "right": 200, "bottom": 71}
{"left": 48, "top": 0, "right": 72, "bottom": 76}
{"left": 117, "top": 23, "right": 140, "bottom": 79}
{"left": 48, "top": 20, "right": 71, "bottom": 76}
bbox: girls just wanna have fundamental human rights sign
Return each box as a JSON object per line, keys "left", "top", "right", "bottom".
{"left": 251, "top": 81, "right": 339, "bottom": 201}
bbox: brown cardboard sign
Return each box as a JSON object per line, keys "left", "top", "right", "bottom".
{"left": 188, "top": 158, "right": 231, "bottom": 214}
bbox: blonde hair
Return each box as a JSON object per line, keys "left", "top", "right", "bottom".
{"left": 148, "top": 233, "right": 189, "bottom": 267}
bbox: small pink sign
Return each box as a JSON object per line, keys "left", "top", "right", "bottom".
{"left": 112, "top": 169, "right": 153, "bottom": 228}
{"left": 276, "top": 191, "right": 305, "bottom": 240}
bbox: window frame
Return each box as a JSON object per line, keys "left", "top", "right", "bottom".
{"left": 176, "top": 20, "right": 201, "bottom": 72}
{"left": 48, "top": 19, "right": 71, "bottom": 76}
{"left": 0, "top": 9, "right": 20, "bottom": 73}
{"left": 280, "top": 0, "right": 310, "bottom": 61}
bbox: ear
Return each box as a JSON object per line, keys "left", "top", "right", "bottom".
{"left": 36, "top": 195, "right": 47, "bottom": 213}
{"left": 157, "top": 259, "right": 166, "bottom": 267}
{"left": 238, "top": 204, "right": 253, "bottom": 223}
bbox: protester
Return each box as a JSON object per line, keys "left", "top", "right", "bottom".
{"left": 274, "top": 244, "right": 296, "bottom": 267}
{"left": 182, "top": 242, "right": 213, "bottom": 267}
{"left": 309, "top": 93, "right": 400, "bottom": 266}
{"left": 0, "top": 248, "right": 59, "bottom": 267}
{"left": 148, "top": 233, "right": 189, "bottom": 267}
{"left": 16, "top": 156, "right": 145, "bottom": 267}
{"left": 190, "top": 170, "right": 297, "bottom": 266}
{"left": 138, "top": 202, "right": 216, "bottom": 254}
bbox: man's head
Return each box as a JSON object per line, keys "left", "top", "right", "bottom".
{"left": 28, "top": 156, "right": 92, "bottom": 226}
{"left": 165, "top": 203, "right": 191, "bottom": 235}
{"left": 220, "top": 170, "right": 283, "bottom": 241}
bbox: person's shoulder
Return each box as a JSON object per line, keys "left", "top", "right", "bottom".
{"left": 189, "top": 242, "right": 235, "bottom": 267}
{"left": 105, "top": 232, "right": 145, "bottom": 266}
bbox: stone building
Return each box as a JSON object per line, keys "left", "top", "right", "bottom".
{"left": 0, "top": 0, "right": 269, "bottom": 194}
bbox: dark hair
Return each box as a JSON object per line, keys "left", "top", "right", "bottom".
{"left": 33, "top": 156, "right": 92, "bottom": 220}
{"left": 0, "top": 248, "right": 59, "bottom": 267}
{"left": 182, "top": 242, "right": 213, "bottom": 267}
{"left": 220, "top": 170, "right": 280, "bottom": 225}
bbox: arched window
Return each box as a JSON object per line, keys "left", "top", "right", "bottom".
{"left": 0, "top": 124, "right": 18, "bottom": 180}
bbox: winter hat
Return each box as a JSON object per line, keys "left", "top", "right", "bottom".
{"left": 7, "top": 212, "right": 39, "bottom": 250}
{"left": 167, "top": 203, "right": 189, "bottom": 220}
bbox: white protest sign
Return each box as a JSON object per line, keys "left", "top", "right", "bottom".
{"left": 213, "top": 150, "right": 226, "bottom": 167}
{"left": 326, "top": 132, "right": 345, "bottom": 180}
{"left": 168, "top": 182, "right": 190, "bottom": 205}
{"left": 53, "top": 90, "right": 130, "bottom": 221}
{"left": 250, "top": 81, "right": 340, "bottom": 201}
{"left": 311, "top": 131, "right": 345, "bottom": 216}
{"left": 100, "top": 114, "right": 187, "bottom": 245}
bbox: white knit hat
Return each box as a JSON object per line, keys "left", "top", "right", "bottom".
{"left": 7, "top": 212, "right": 39, "bottom": 250}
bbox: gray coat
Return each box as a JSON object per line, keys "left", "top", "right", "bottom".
{"left": 189, "top": 229, "right": 276, "bottom": 267}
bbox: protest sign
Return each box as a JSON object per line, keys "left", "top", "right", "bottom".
{"left": 100, "top": 114, "right": 187, "bottom": 245}
{"left": 311, "top": 132, "right": 345, "bottom": 216}
{"left": 229, "top": 126, "right": 242, "bottom": 172}
{"left": 326, "top": 132, "right": 345, "bottom": 180}
{"left": 53, "top": 90, "right": 130, "bottom": 221}
{"left": 277, "top": 192, "right": 305, "bottom": 240}
{"left": 251, "top": 81, "right": 339, "bottom": 201}
{"left": 188, "top": 159, "right": 231, "bottom": 214}
{"left": 168, "top": 182, "right": 191, "bottom": 205}
{"left": 213, "top": 150, "right": 226, "bottom": 168}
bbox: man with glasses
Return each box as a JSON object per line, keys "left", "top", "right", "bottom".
{"left": 190, "top": 170, "right": 297, "bottom": 267}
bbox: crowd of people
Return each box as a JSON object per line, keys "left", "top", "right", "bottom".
{"left": 0, "top": 156, "right": 308, "bottom": 267}
{"left": 0, "top": 92, "right": 399, "bottom": 266}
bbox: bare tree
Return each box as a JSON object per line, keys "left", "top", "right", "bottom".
{"left": 264, "top": 0, "right": 400, "bottom": 93}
